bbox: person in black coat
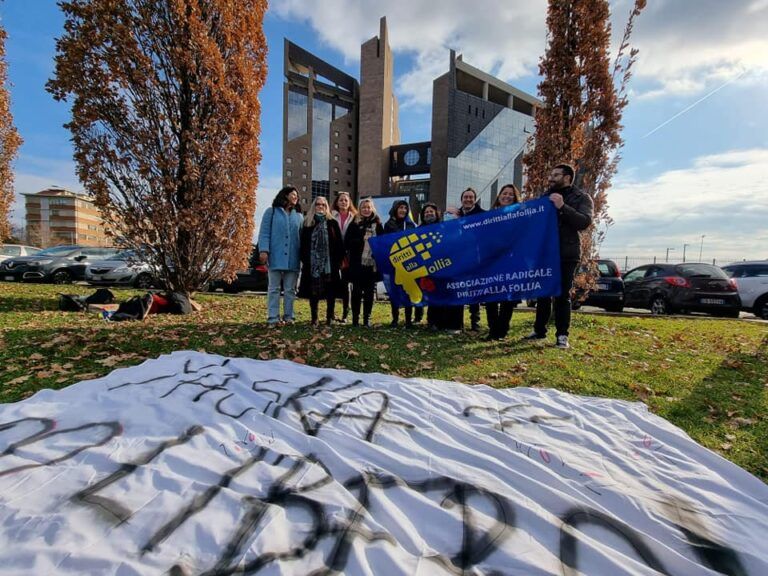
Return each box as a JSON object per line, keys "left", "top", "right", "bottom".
{"left": 345, "top": 198, "right": 384, "bottom": 327}
{"left": 485, "top": 184, "right": 523, "bottom": 340}
{"left": 419, "top": 202, "right": 463, "bottom": 332}
{"left": 298, "top": 196, "right": 345, "bottom": 326}
{"left": 383, "top": 199, "right": 422, "bottom": 328}
{"left": 447, "top": 187, "right": 486, "bottom": 331}
{"left": 523, "top": 163, "right": 593, "bottom": 349}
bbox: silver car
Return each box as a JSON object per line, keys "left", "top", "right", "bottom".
{"left": 85, "top": 250, "right": 157, "bottom": 289}
{"left": 722, "top": 261, "right": 768, "bottom": 319}
{"left": 0, "top": 244, "right": 40, "bottom": 263}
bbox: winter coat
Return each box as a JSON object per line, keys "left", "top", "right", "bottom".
{"left": 545, "top": 185, "right": 593, "bottom": 261}
{"left": 298, "top": 218, "right": 345, "bottom": 299}
{"left": 257, "top": 207, "right": 303, "bottom": 271}
{"left": 345, "top": 216, "right": 384, "bottom": 284}
{"left": 384, "top": 200, "right": 416, "bottom": 233}
{"left": 332, "top": 210, "right": 355, "bottom": 240}
{"left": 457, "top": 203, "right": 486, "bottom": 218}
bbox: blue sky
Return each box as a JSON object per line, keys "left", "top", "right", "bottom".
{"left": 2, "top": 1, "right": 767, "bottom": 262}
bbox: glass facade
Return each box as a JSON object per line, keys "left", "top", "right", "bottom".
{"left": 445, "top": 108, "right": 533, "bottom": 210}
{"left": 311, "top": 98, "right": 333, "bottom": 199}
{"left": 287, "top": 90, "right": 307, "bottom": 141}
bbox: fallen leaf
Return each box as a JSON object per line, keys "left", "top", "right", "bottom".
{"left": 292, "top": 357, "right": 306, "bottom": 364}
{"left": 258, "top": 351, "right": 270, "bottom": 360}
{"left": 29, "top": 353, "right": 44, "bottom": 361}
{"left": 6, "top": 375, "right": 31, "bottom": 385}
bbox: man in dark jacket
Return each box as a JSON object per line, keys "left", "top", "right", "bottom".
{"left": 524, "top": 164, "right": 593, "bottom": 349}
{"left": 447, "top": 188, "right": 486, "bottom": 330}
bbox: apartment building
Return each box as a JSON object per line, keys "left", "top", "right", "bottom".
{"left": 24, "top": 187, "right": 110, "bottom": 247}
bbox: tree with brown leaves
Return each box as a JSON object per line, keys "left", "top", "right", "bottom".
{"left": 0, "top": 15, "right": 23, "bottom": 242}
{"left": 524, "top": 0, "right": 645, "bottom": 274}
{"left": 47, "top": 0, "right": 268, "bottom": 295}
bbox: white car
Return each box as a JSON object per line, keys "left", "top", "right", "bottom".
{"left": 722, "top": 261, "right": 768, "bottom": 319}
{"left": 0, "top": 244, "right": 40, "bottom": 263}
{"left": 85, "top": 250, "right": 157, "bottom": 289}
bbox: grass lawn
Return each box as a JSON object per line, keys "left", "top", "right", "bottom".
{"left": 1, "top": 281, "right": 766, "bottom": 482}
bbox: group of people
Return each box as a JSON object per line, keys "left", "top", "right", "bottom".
{"left": 257, "top": 162, "right": 593, "bottom": 348}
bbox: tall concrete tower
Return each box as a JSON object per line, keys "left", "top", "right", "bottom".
{"left": 357, "top": 17, "right": 400, "bottom": 199}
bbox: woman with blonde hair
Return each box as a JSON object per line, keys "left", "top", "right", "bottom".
{"left": 332, "top": 191, "right": 357, "bottom": 322}
{"left": 298, "top": 196, "right": 345, "bottom": 326}
{"left": 345, "top": 197, "right": 384, "bottom": 327}
{"left": 486, "top": 183, "right": 523, "bottom": 340}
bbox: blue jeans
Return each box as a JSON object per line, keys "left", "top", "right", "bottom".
{"left": 267, "top": 269, "right": 298, "bottom": 323}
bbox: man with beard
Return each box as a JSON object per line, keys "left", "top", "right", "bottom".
{"left": 524, "top": 164, "right": 593, "bottom": 349}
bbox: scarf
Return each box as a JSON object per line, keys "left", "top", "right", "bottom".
{"left": 310, "top": 215, "right": 331, "bottom": 279}
{"left": 361, "top": 217, "right": 377, "bottom": 269}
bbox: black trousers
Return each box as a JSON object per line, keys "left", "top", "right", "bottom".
{"left": 469, "top": 303, "right": 481, "bottom": 328}
{"left": 351, "top": 279, "right": 375, "bottom": 323}
{"left": 485, "top": 301, "right": 517, "bottom": 339}
{"left": 390, "top": 303, "right": 423, "bottom": 325}
{"left": 534, "top": 259, "right": 579, "bottom": 337}
{"left": 310, "top": 296, "right": 335, "bottom": 323}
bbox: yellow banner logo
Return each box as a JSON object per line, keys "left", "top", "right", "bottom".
{"left": 388, "top": 231, "right": 452, "bottom": 304}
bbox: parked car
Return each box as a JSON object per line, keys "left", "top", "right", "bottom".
{"left": 0, "top": 245, "right": 119, "bottom": 284}
{"left": 208, "top": 247, "right": 268, "bottom": 293}
{"left": 572, "top": 259, "right": 625, "bottom": 312}
{"left": 622, "top": 262, "right": 741, "bottom": 317}
{"left": 721, "top": 260, "right": 768, "bottom": 320}
{"left": 0, "top": 244, "right": 40, "bottom": 263}
{"left": 85, "top": 249, "right": 158, "bottom": 289}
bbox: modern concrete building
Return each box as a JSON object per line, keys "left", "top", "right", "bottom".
{"left": 283, "top": 40, "right": 359, "bottom": 206}
{"left": 24, "top": 187, "right": 110, "bottom": 247}
{"left": 282, "top": 18, "right": 540, "bottom": 213}
{"left": 431, "top": 51, "right": 539, "bottom": 211}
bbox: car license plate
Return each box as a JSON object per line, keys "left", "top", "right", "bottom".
{"left": 701, "top": 298, "right": 725, "bottom": 305}
{"left": 597, "top": 283, "right": 610, "bottom": 290}
{"left": 4, "top": 276, "right": 14, "bottom": 281}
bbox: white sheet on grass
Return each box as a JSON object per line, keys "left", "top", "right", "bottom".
{"left": 0, "top": 351, "right": 766, "bottom": 575}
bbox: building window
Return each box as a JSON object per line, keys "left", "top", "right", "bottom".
{"left": 333, "top": 167, "right": 339, "bottom": 174}
{"left": 334, "top": 142, "right": 339, "bottom": 149}
{"left": 333, "top": 179, "right": 339, "bottom": 185}
{"left": 286, "top": 169, "right": 292, "bottom": 177}
{"left": 301, "top": 185, "right": 307, "bottom": 192}
{"left": 302, "top": 173, "right": 307, "bottom": 179}
{"left": 346, "top": 181, "right": 351, "bottom": 187}
{"left": 302, "top": 147, "right": 308, "bottom": 154}
{"left": 334, "top": 130, "right": 339, "bottom": 137}
{"left": 347, "top": 134, "right": 352, "bottom": 140}
{"left": 287, "top": 91, "right": 308, "bottom": 141}
{"left": 286, "top": 157, "right": 292, "bottom": 164}
{"left": 87, "top": 224, "right": 98, "bottom": 231}
{"left": 333, "top": 155, "right": 339, "bottom": 161}
{"left": 347, "top": 146, "right": 352, "bottom": 152}
{"left": 347, "top": 169, "right": 352, "bottom": 175}
{"left": 467, "top": 124, "right": 471, "bottom": 133}
{"left": 475, "top": 107, "right": 478, "bottom": 117}
{"left": 301, "top": 160, "right": 308, "bottom": 167}
{"left": 347, "top": 158, "right": 351, "bottom": 164}
{"left": 468, "top": 104, "right": 472, "bottom": 113}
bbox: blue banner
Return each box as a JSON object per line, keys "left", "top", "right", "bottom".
{"left": 369, "top": 197, "right": 562, "bottom": 307}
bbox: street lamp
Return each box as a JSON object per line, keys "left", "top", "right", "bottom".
{"left": 699, "top": 235, "right": 706, "bottom": 262}
{"left": 666, "top": 247, "right": 675, "bottom": 262}
{"left": 683, "top": 243, "right": 690, "bottom": 263}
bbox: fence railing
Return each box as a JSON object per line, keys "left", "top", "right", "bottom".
{"left": 599, "top": 256, "right": 743, "bottom": 271}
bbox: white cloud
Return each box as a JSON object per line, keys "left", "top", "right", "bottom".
{"left": 273, "top": 0, "right": 768, "bottom": 106}
{"left": 600, "top": 148, "right": 768, "bottom": 262}
{"left": 272, "top": 0, "right": 546, "bottom": 107}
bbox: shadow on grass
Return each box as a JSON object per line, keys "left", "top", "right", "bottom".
{"left": 664, "top": 334, "right": 768, "bottom": 481}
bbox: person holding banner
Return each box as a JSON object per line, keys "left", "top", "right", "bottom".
{"left": 446, "top": 187, "right": 486, "bottom": 331}
{"left": 485, "top": 184, "right": 523, "bottom": 340}
{"left": 420, "top": 203, "right": 463, "bottom": 333}
{"left": 298, "top": 196, "right": 345, "bottom": 327}
{"left": 332, "top": 191, "right": 356, "bottom": 323}
{"left": 384, "top": 199, "right": 422, "bottom": 328}
{"left": 258, "top": 186, "right": 303, "bottom": 327}
{"left": 345, "top": 198, "right": 384, "bottom": 327}
{"left": 524, "top": 164, "right": 593, "bottom": 349}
